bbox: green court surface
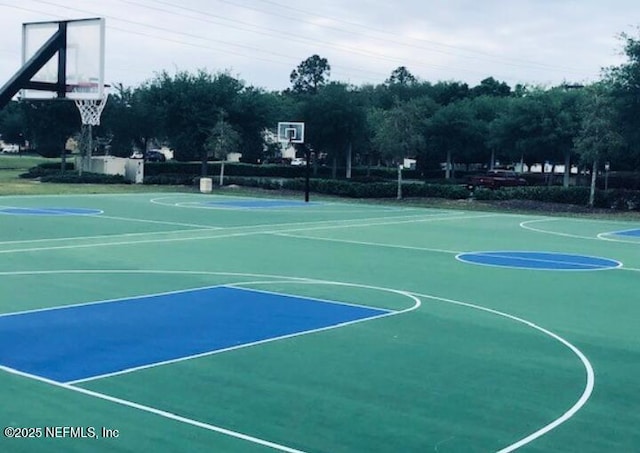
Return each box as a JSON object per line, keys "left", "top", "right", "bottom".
{"left": 0, "top": 192, "right": 638, "bottom": 452}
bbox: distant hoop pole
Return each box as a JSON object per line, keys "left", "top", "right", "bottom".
{"left": 277, "top": 121, "right": 308, "bottom": 202}
{"left": 304, "top": 145, "right": 310, "bottom": 203}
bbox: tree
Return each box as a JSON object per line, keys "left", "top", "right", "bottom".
{"left": 605, "top": 30, "right": 640, "bottom": 169}
{"left": 101, "top": 83, "right": 160, "bottom": 157}
{"left": 386, "top": 66, "right": 417, "bottom": 86}
{"left": 369, "top": 96, "right": 437, "bottom": 167}
{"left": 471, "top": 77, "right": 511, "bottom": 98}
{"left": 205, "top": 110, "right": 242, "bottom": 185}
{"left": 369, "top": 96, "right": 437, "bottom": 196}
{"left": 302, "top": 82, "right": 366, "bottom": 178}
{"left": 489, "top": 90, "right": 561, "bottom": 174}
{"left": 290, "top": 55, "right": 331, "bottom": 94}
{"left": 0, "top": 101, "right": 27, "bottom": 147}
{"left": 145, "top": 70, "right": 244, "bottom": 176}
{"left": 430, "top": 81, "right": 471, "bottom": 105}
{"left": 230, "top": 87, "right": 279, "bottom": 163}
{"left": 22, "top": 100, "right": 78, "bottom": 172}
{"left": 574, "top": 85, "right": 625, "bottom": 206}
{"left": 426, "top": 99, "right": 484, "bottom": 178}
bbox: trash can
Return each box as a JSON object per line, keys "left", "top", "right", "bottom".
{"left": 200, "top": 177, "right": 212, "bottom": 193}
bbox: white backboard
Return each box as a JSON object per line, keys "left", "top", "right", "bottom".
{"left": 21, "top": 18, "right": 105, "bottom": 100}
{"left": 277, "top": 122, "right": 305, "bottom": 144}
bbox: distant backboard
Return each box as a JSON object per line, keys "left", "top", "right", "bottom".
{"left": 20, "top": 18, "right": 105, "bottom": 100}
{"left": 277, "top": 122, "right": 305, "bottom": 144}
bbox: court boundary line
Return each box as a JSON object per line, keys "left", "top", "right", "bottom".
{"left": 0, "top": 269, "right": 595, "bottom": 452}
{"left": 0, "top": 365, "right": 307, "bottom": 453}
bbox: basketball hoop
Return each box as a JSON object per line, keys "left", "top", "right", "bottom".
{"left": 74, "top": 95, "right": 108, "bottom": 126}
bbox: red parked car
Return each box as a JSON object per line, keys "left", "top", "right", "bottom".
{"left": 468, "top": 170, "right": 527, "bottom": 189}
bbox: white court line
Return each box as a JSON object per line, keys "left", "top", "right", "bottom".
{"left": 0, "top": 273, "right": 420, "bottom": 452}
{"left": 0, "top": 366, "right": 307, "bottom": 453}
{"left": 0, "top": 212, "right": 434, "bottom": 247}
{"left": 455, "top": 251, "right": 623, "bottom": 271}
{"left": 0, "top": 269, "right": 594, "bottom": 451}
{"left": 0, "top": 206, "right": 104, "bottom": 216}
{"left": 95, "top": 214, "right": 224, "bottom": 230}
{"left": 0, "top": 274, "right": 415, "bottom": 385}
{"left": 226, "top": 284, "right": 397, "bottom": 313}
{"left": 273, "top": 232, "right": 462, "bottom": 254}
{"left": 0, "top": 283, "right": 229, "bottom": 319}
{"left": 0, "top": 192, "right": 176, "bottom": 200}
{"left": 65, "top": 280, "right": 413, "bottom": 385}
{"left": 150, "top": 195, "right": 419, "bottom": 214}
{"left": 0, "top": 204, "right": 221, "bottom": 230}
{"left": 0, "top": 213, "right": 491, "bottom": 255}
{"left": 408, "top": 291, "right": 595, "bottom": 453}
{"left": 0, "top": 228, "right": 216, "bottom": 246}
{"left": 521, "top": 219, "right": 640, "bottom": 245}
{"left": 596, "top": 230, "right": 640, "bottom": 243}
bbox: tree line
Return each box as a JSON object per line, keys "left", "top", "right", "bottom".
{"left": 1, "top": 30, "right": 640, "bottom": 184}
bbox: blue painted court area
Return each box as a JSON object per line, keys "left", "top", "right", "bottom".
{"left": 610, "top": 228, "right": 640, "bottom": 237}
{"left": 202, "top": 199, "right": 320, "bottom": 209}
{"left": 456, "top": 251, "right": 621, "bottom": 270}
{"left": 0, "top": 207, "right": 102, "bottom": 216}
{"left": 0, "top": 287, "right": 388, "bottom": 383}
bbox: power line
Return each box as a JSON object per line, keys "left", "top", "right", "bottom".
{"left": 130, "top": 0, "right": 519, "bottom": 80}
{"left": 2, "top": 0, "right": 601, "bottom": 89}
{"left": 210, "top": 0, "right": 593, "bottom": 75}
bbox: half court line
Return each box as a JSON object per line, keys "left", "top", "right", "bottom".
{"left": 0, "top": 212, "right": 493, "bottom": 255}
{"left": 272, "top": 232, "right": 462, "bottom": 254}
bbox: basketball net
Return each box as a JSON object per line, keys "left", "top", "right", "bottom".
{"left": 74, "top": 94, "right": 108, "bottom": 175}
{"left": 74, "top": 94, "right": 108, "bottom": 126}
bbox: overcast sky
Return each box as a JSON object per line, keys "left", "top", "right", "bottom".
{"left": 1, "top": 0, "right": 638, "bottom": 93}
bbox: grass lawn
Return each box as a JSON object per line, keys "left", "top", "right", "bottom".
{"left": 0, "top": 154, "right": 187, "bottom": 196}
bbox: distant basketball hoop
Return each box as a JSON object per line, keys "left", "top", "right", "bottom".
{"left": 277, "top": 122, "right": 305, "bottom": 144}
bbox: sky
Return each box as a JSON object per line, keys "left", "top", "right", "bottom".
{"left": 0, "top": 0, "right": 639, "bottom": 93}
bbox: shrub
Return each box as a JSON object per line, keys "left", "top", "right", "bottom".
{"left": 40, "top": 172, "right": 127, "bottom": 184}
{"left": 144, "top": 162, "right": 421, "bottom": 180}
{"left": 19, "top": 162, "right": 76, "bottom": 179}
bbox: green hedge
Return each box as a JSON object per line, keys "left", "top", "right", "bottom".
{"left": 144, "top": 162, "right": 420, "bottom": 180}
{"left": 40, "top": 172, "right": 127, "bottom": 184}
{"left": 20, "top": 163, "right": 76, "bottom": 179}
{"left": 23, "top": 160, "right": 640, "bottom": 210}
{"left": 473, "top": 186, "right": 591, "bottom": 204}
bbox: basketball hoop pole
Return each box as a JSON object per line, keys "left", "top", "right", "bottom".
{"left": 75, "top": 93, "right": 108, "bottom": 175}
{"left": 304, "top": 144, "right": 310, "bottom": 203}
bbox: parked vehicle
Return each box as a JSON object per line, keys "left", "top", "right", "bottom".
{"left": 145, "top": 150, "right": 166, "bottom": 162}
{"left": 129, "top": 150, "right": 166, "bottom": 162}
{"left": 1, "top": 144, "right": 19, "bottom": 153}
{"left": 468, "top": 170, "right": 527, "bottom": 189}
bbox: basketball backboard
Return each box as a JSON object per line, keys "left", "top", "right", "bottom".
{"left": 277, "top": 122, "right": 305, "bottom": 144}
{"left": 20, "top": 18, "right": 105, "bottom": 100}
